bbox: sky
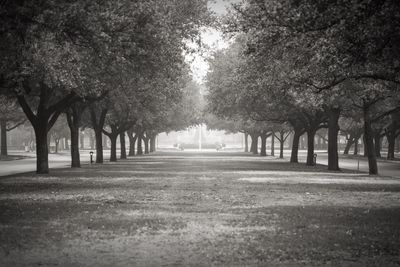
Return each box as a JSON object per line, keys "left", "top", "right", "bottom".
{"left": 187, "top": 0, "right": 241, "bottom": 84}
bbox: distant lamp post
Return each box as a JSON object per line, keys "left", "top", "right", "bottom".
{"left": 90, "top": 151, "right": 94, "bottom": 164}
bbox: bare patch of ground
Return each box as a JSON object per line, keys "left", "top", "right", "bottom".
{"left": 0, "top": 151, "right": 399, "bottom": 266}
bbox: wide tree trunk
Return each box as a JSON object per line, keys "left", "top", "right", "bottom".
{"left": 290, "top": 129, "right": 302, "bottom": 163}
{"left": 244, "top": 133, "right": 249, "bottom": 152}
{"left": 109, "top": 134, "right": 118, "bottom": 162}
{"left": 128, "top": 131, "right": 137, "bottom": 156}
{"left": 94, "top": 129, "right": 103, "bottom": 163}
{"left": 137, "top": 135, "right": 143, "bottom": 155}
{"left": 306, "top": 129, "right": 317, "bottom": 166}
{"left": 1, "top": 120, "right": 7, "bottom": 156}
{"left": 260, "top": 133, "right": 267, "bottom": 156}
{"left": 120, "top": 132, "right": 127, "bottom": 159}
{"left": 363, "top": 105, "right": 378, "bottom": 175}
{"left": 270, "top": 132, "right": 275, "bottom": 156}
{"left": 35, "top": 125, "right": 49, "bottom": 174}
{"left": 250, "top": 134, "right": 259, "bottom": 155}
{"left": 328, "top": 108, "right": 340, "bottom": 171}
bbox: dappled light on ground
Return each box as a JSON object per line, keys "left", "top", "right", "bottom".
{"left": 1, "top": 152, "right": 399, "bottom": 266}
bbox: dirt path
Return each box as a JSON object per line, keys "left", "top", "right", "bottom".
{"left": 1, "top": 152, "right": 399, "bottom": 266}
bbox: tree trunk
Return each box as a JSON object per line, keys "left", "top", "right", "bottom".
{"left": 55, "top": 139, "right": 59, "bottom": 154}
{"left": 306, "top": 129, "right": 316, "bottom": 166}
{"left": 374, "top": 132, "right": 382, "bottom": 158}
{"left": 290, "top": 129, "right": 302, "bottom": 163}
{"left": 343, "top": 137, "right": 354, "bottom": 155}
{"left": 66, "top": 108, "right": 82, "bottom": 168}
{"left": 70, "top": 127, "right": 80, "bottom": 167}
{"left": 150, "top": 135, "right": 156, "bottom": 153}
{"left": 363, "top": 105, "right": 378, "bottom": 175}
{"left": 120, "top": 132, "right": 127, "bottom": 159}
{"left": 94, "top": 129, "right": 103, "bottom": 163}
{"left": 144, "top": 136, "right": 149, "bottom": 154}
{"left": 250, "top": 134, "right": 259, "bottom": 155}
{"left": 1, "top": 120, "right": 7, "bottom": 156}
{"left": 279, "top": 132, "right": 284, "bottom": 159}
{"left": 137, "top": 135, "right": 143, "bottom": 155}
{"left": 270, "top": 132, "right": 275, "bottom": 156}
{"left": 354, "top": 138, "right": 359, "bottom": 155}
{"left": 128, "top": 131, "right": 137, "bottom": 156}
{"left": 89, "top": 107, "right": 107, "bottom": 164}
{"left": 109, "top": 134, "right": 118, "bottom": 162}
{"left": 328, "top": 108, "right": 340, "bottom": 171}
{"left": 387, "top": 133, "right": 396, "bottom": 160}
{"left": 260, "top": 133, "right": 267, "bottom": 156}
{"left": 35, "top": 126, "right": 49, "bottom": 174}
{"left": 244, "top": 133, "right": 249, "bottom": 152}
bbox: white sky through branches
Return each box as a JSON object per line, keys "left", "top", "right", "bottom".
{"left": 187, "top": 0, "right": 240, "bottom": 84}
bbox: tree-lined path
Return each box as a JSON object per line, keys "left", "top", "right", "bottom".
{"left": 1, "top": 152, "right": 400, "bottom": 266}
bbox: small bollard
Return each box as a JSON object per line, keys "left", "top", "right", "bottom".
{"left": 90, "top": 151, "right": 94, "bottom": 164}
{"left": 313, "top": 153, "right": 317, "bottom": 166}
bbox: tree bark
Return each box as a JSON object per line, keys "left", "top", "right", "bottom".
{"left": 343, "top": 134, "right": 354, "bottom": 155}
{"left": 363, "top": 105, "right": 378, "bottom": 175}
{"left": 270, "top": 132, "right": 275, "bottom": 156}
{"left": 1, "top": 120, "right": 7, "bottom": 156}
{"left": 387, "top": 133, "right": 396, "bottom": 160}
{"left": 290, "top": 128, "right": 302, "bottom": 163}
{"left": 279, "top": 132, "right": 284, "bottom": 159}
{"left": 150, "top": 135, "right": 156, "bottom": 153}
{"left": 137, "top": 134, "right": 143, "bottom": 155}
{"left": 66, "top": 106, "right": 83, "bottom": 168}
{"left": 128, "top": 130, "right": 137, "bottom": 156}
{"left": 374, "top": 132, "right": 382, "bottom": 158}
{"left": 89, "top": 107, "right": 107, "bottom": 164}
{"left": 306, "top": 129, "right": 317, "bottom": 166}
{"left": 354, "top": 138, "right": 359, "bottom": 155}
{"left": 144, "top": 136, "right": 149, "bottom": 154}
{"left": 35, "top": 125, "right": 49, "bottom": 174}
{"left": 109, "top": 134, "right": 118, "bottom": 162}
{"left": 260, "top": 133, "right": 267, "bottom": 156}
{"left": 250, "top": 134, "right": 259, "bottom": 155}
{"left": 244, "top": 133, "right": 249, "bottom": 152}
{"left": 120, "top": 132, "right": 127, "bottom": 159}
{"left": 328, "top": 108, "right": 340, "bottom": 171}
{"left": 55, "top": 139, "right": 59, "bottom": 154}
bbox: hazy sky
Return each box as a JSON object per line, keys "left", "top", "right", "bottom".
{"left": 188, "top": 0, "right": 241, "bottom": 84}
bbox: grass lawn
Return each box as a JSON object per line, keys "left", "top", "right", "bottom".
{"left": 1, "top": 152, "right": 400, "bottom": 266}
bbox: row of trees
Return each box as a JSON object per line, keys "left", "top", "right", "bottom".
{"left": 0, "top": 0, "right": 208, "bottom": 173}
{"left": 206, "top": 0, "right": 400, "bottom": 174}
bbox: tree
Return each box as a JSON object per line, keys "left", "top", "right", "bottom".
{"left": 0, "top": 96, "right": 25, "bottom": 156}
